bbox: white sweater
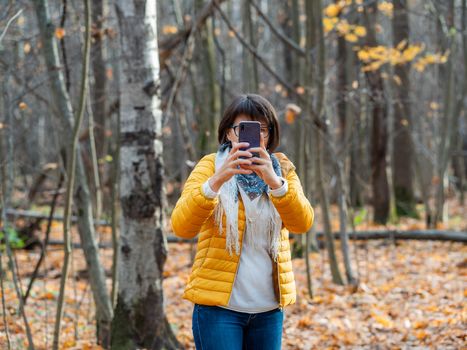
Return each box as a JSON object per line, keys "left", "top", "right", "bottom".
{"left": 202, "top": 177, "right": 287, "bottom": 313}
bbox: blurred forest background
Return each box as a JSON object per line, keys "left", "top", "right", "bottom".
{"left": 0, "top": 0, "right": 465, "bottom": 349}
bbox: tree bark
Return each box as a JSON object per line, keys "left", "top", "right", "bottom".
{"left": 433, "top": 0, "right": 457, "bottom": 226}
{"left": 91, "top": 0, "right": 109, "bottom": 160}
{"left": 32, "top": 0, "right": 114, "bottom": 346}
{"left": 242, "top": 0, "right": 259, "bottom": 92}
{"left": 112, "top": 1, "right": 182, "bottom": 349}
{"left": 306, "top": 0, "right": 344, "bottom": 285}
{"left": 364, "top": 3, "right": 390, "bottom": 224}
{"left": 392, "top": 0, "right": 416, "bottom": 217}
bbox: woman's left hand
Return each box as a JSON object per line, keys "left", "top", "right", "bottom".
{"left": 243, "top": 139, "right": 282, "bottom": 190}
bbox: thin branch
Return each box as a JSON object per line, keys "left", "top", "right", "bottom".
{"left": 213, "top": 2, "right": 304, "bottom": 103}
{"left": 249, "top": 0, "right": 305, "bottom": 56}
{"left": 23, "top": 173, "right": 64, "bottom": 304}
{"left": 1, "top": 70, "right": 36, "bottom": 350}
{"left": 0, "top": 252, "right": 12, "bottom": 349}
{"left": 162, "top": 29, "right": 196, "bottom": 127}
{"left": 159, "top": 0, "right": 227, "bottom": 63}
{"left": 0, "top": 8, "right": 23, "bottom": 44}
{"left": 53, "top": 0, "right": 91, "bottom": 347}
{"left": 59, "top": 0, "right": 71, "bottom": 93}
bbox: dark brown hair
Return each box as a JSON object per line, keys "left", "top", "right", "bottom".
{"left": 218, "top": 94, "right": 281, "bottom": 152}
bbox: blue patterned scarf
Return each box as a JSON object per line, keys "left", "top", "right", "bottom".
{"left": 219, "top": 142, "right": 282, "bottom": 201}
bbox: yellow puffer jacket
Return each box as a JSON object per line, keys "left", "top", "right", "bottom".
{"left": 170, "top": 152, "right": 314, "bottom": 309}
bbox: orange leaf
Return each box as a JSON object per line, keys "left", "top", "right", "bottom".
{"left": 55, "top": 27, "right": 66, "bottom": 39}
{"left": 297, "top": 316, "right": 313, "bottom": 328}
{"left": 106, "top": 68, "right": 113, "bottom": 80}
{"left": 285, "top": 110, "right": 296, "bottom": 124}
{"left": 162, "top": 25, "right": 178, "bottom": 35}
{"left": 38, "top": 291, "right": 56, "bottom": 300}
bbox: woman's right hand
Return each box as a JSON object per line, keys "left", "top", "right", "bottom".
{"left": 208, "top": 142, "right": 253, "bottom": 192}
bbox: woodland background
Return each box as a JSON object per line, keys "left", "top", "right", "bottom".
{"left": 0, "top": 0, "right": 465, "bottom": 349}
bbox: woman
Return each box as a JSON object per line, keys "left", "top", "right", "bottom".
{"left": 171, "top": 94, "right": 314, "bottom": 350}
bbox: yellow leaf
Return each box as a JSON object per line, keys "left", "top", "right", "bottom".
{"left": 62, "top": 339, "right": 76, "bottom": 348}
{"left": 323, "top": 17, "right": 338, "bottom": 33}
{"left": 23, "top": 42, "right": 31, "bottom": 54}
{"left": 371, "top": 311, "right": 394, "bottom": 328}
{"left": 393, "top": 75, "right": 402, "bottom": 85}
{"left": 312, "top": 295, "right": 324, "bottom": 304}
{"left": 413, "top": 61, "right": 426, "bottom": 72}
{"left": 17, "top": 16, "right": 25, "bottom": 26}
{"left": 55, "top": 27, "right": 66, "bottom": 39}
{"left": 378, "top": 1, "right": 394, "bottom": 17}
{"left": 336, "top": 20, "right": 351, "bottom": 35}
{"left": 362, "top": 61, "right": 384, "bottom": 72}
{"left": 413, "top": 320, "right": 428, "bottom": 329}
{"left": 345, "top": 33, "right": 358, "bottom": 42}
{"left": 353, "top": 26, "right": 367, "bottom": 37}
{"left": 440, "top": 50, "right": 450, "bottom": 63}
{"left": 357, "top": 49, "right": 370, "bottom": 61}
{"left": 415, "top": 330, "right": 428, "bottom": 340}
{"left": 396, "top": 39, "right": 408, "bottom": 50}
{"left": 324, "top": 4, "right": 342, "bottom": 17}
{"left": 402, "top": 44, "right": 423, "bottom": 62}
{"left": 423, "top": 304, "right": 439, "bottom": 312}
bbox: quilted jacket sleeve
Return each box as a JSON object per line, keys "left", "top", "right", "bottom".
{"left": 170, "top": 153, "right": 218, "bottom": 239}
{"left": 270, "top": 154, "right": 314, "bottom": 234}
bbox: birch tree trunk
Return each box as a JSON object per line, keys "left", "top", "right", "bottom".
{"left": 32, "top": 0, "right": 113, "bottom": 345}
{"left": 112, "top": 1, "right": 182, "bottom": 348}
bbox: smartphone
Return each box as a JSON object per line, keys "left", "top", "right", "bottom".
{"left": 238, "top": 121, "right": 260, "bottom": 158}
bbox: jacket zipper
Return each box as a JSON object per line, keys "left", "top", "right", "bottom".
{"left": 277, "top": 259, "right": 283, "bottom": 311}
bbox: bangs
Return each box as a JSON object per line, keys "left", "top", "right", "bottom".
{"left": 231, "top": 97, "right": 269, "bottom": 122}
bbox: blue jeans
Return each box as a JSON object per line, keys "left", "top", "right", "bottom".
{"left": 192, "top": 304, "right": 284, "bottom": 350}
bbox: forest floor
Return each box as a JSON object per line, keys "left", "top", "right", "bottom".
{"left": 0, "top": 199, "right": 466, "bottom": 349}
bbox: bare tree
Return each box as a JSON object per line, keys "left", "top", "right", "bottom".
{"left": 52, "top": 0, "right": 91, "bottom": 348}
{"left": 111, "top": 1, "right": 182, "bottom": 348}
{"left": 32, "top": 0, "right": 113, "bottom": 345}
{"left": 393, "top": 0, "right": 416, "bottom": 217}
{"left": 364, "top": 2, "right": 390, "bottom": 224}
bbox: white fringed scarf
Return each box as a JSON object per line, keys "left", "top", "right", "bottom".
{"left": 213, "top": 145, "right": 283, "bottom": 261}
